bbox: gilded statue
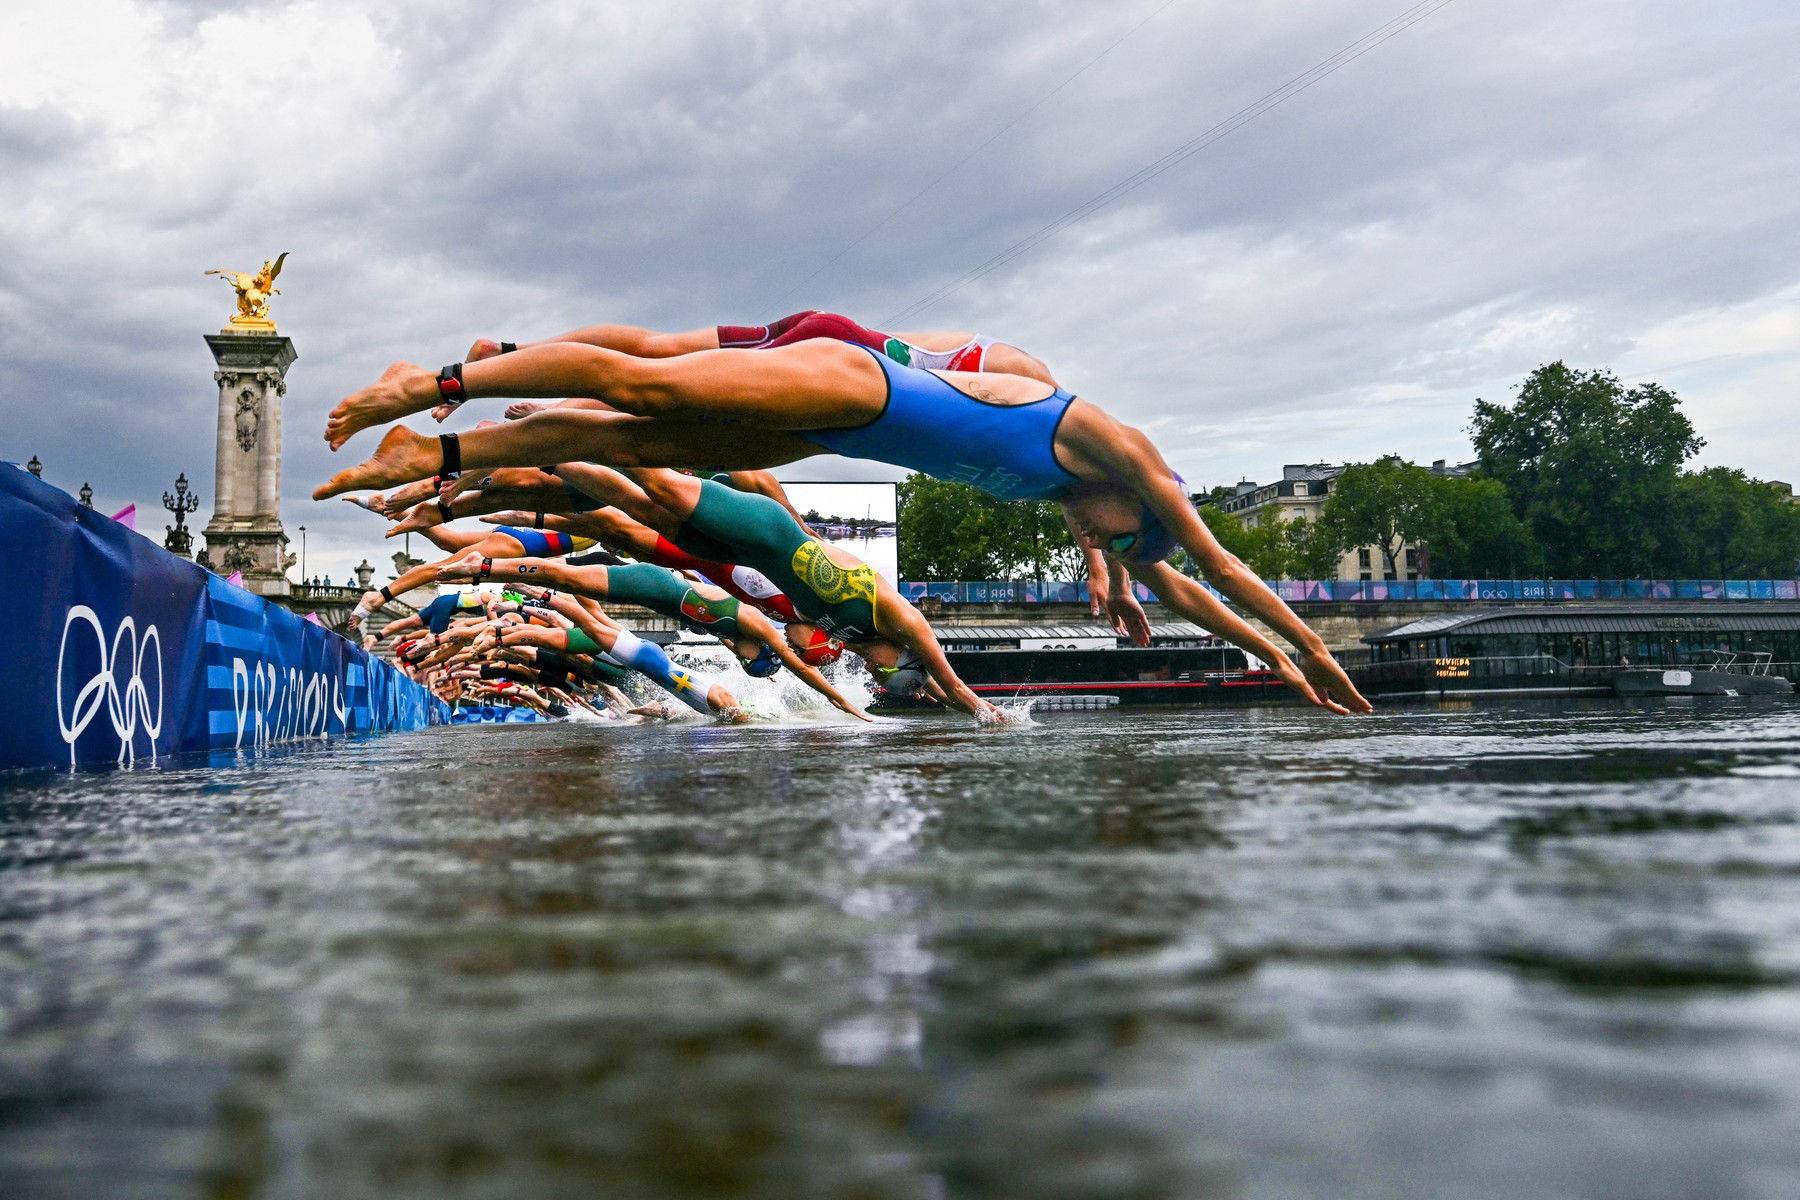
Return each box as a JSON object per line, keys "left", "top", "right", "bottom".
{"left": 205, "top": 252, "right": 288, "bottom": 330}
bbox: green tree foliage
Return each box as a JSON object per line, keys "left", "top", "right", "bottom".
{"left": 1425, "top": 474, "right": 1538, "bottom": 578}
{"left": 1303, "top": 459, "right": 1533, "bottom": 579}
{"left": 1666, "top": 468, "right": 1800, "bottom": 578}
{"left": 897, "top": 475, "right": 1083, "bottom": 580}
{"left": 1312, "top": 458, "right": 1441, "bottom": 577}
{"left": 1189, "top": 506, "right": 1334, "bottom": 580}
{"left": 1471, "top": 363, "right": 1702, "bottom": 577}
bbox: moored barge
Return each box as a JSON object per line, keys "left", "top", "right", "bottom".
{"left": 920, "top": 623, "right": 1289, "bottom": 706}
{"left": 1353, "top": 605, "right": 1800, "bottom": 699}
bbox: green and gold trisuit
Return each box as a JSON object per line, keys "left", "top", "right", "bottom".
{"left": 673, "top": 479, "right": 879, "bottom": 642}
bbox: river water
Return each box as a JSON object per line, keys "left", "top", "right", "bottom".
{"left": 4, "top": 698, "right": 1800, "bottom": 1199}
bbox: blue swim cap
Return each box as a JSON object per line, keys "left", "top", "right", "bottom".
{"left": 744, "top": 644, "right": 782, "bottom": 677}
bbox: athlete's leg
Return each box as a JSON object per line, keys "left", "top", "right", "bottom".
{"left": 502, "top": 398, "right": 610, "bottom": 421}
{"left": 467, "top": 324, "right": 720, "bottom": 363}
{"left": 387, "top": 484, "right": 577, "bottom": 537}
{"left": 982, "top": 344, "right": 1057, "bottom": 386}
{"left": 621, "top": 468, "right": 703, "bottom": 523}
{"left": 325, "top": 338, "right": 882, "bottom": 450}
{"left": 631, "top": 472, "right": 806, "bottom": 574}
{"left": 315, "top": 415, "right": 819, "bottom": 499}
{"left": 438, "top": 551, "right": 612, "bottom": 599}
{"left": 414, "top": 524, "right": 489, "bottom": 554}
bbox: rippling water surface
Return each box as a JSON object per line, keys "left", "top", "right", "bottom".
{"left": 5, "top": 698, "right": 1800, "bottom": 1199}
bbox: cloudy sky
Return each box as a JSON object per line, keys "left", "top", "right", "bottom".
{"left": 3, "top": 0, "right": 1796, "bottom": 583}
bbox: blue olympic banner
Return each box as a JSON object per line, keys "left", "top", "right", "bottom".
{"left": 0, "top": 465, "right": 448, "bottom": 772}
{"left": 897, "top": 578, "right": 1800, "bottom": 604}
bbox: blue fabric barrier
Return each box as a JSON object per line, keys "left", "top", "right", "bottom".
{"left": 0, "top": 466, "right": 448, "bottom": 771}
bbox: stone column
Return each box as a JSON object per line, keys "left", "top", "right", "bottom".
{"left": 201, "top": 330, "right": 298, "bottom": 597}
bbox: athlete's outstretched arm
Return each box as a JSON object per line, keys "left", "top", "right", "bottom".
{"left": 735, "top": 608, "right": 870, "bottom": 722}
{"left": 872, "top": 599, "right": 1000, "bottom": 721}
{"left": 1125, "top": 562, "right": 1344, "bottom": 713}
{"left": 1074, "top": 418, "right": 1370, "bottom": 713}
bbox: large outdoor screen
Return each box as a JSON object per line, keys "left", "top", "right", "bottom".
{"left": 782, "top": 482, "right": 899, "bottom": 584}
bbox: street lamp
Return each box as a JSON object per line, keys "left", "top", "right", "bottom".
{"left": 298, "top": 525, "right": 307, "bottom": 584}
{"left": 25, "top": 456, "right": 41, "bottom": 478}
{"left": 162, "top": 472, "right": 200, "bottom": 558}
{"left": 79, "top": 482, "right": 93, "bottom": 508}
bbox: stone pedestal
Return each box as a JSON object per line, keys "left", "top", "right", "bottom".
{"left": 200, "top": 330, "right": 298, "bottom": 597}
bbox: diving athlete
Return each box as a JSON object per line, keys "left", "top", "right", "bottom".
{"left": 434, "top": 551, "right": 871, "bottom": 721}
{"left": 345, "top": 506, "right": 599, "bottom": 631}
{"left": 331, "top": 309, "right": 1142, "bottom": 639}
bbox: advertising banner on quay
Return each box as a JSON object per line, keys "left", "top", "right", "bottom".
{"left": 0, "top": 465, "right": 446, "bottom": 772}
{"left": 896, "top": 578, "right": 1800, "bottom": 604}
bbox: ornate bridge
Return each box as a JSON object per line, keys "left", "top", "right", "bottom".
{"left": 282, "top": 583, "right": 417, "bottom": 645}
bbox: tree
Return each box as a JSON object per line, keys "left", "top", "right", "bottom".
{"left": 1471, "top": 363, "right": 1702, "bottom": 577}
{"left": 897, "top": 475, "right": 1082, "bottom": 580}
{"left": 1313, "top": 458, "right": 1441, "bottom": 577}
{"left": 1189, "top": 506, "right": 1319, "bottom": 579}
{"left": 1426, "top": 474, "right": 1537, "bottom": 578}
{"left": 1667, "top": 468, "right": 1800, "bottom": 578}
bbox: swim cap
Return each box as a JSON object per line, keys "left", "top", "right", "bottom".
{"left": 744, "top": 644, "right": 782, "bottom": 678}
{"left": 794, "top": 625, "right": 844, "bottom": 667}
{"left": 879, "top": 648, "right": 929, "bottom": 698}
{"left": 1126, "top": 471, "right": 1186, "bottom": 564}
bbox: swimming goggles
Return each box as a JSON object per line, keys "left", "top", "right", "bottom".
{"left": 1104, "top": 530, "right": 1142, "bottom": 556}
{"left": 869, "top": 650, "right": 924, "bottom": 679}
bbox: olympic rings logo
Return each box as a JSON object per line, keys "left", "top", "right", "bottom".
{"left": 56, "top": 605, "right": 164, "bottom": 767}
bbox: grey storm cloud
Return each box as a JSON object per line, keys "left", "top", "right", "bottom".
{"left": 2, "top": 0, "right": 1797, "bottom": 582}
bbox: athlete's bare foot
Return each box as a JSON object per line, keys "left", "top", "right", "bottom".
{"left": 383, "top": 478, "right": 441, "bottom": 513}
{"left": 313, "top": 426, "right": 440, "bottom": 500}
{"left": 466, "top": 337, "right": 507, "bottom": 363}
{"left": 478, "top": 510, "right": 539, "bottom": 527}
{"left": 436, "top": 550, "right": 486, "bottom": 582}
{"left": 505, "top": 400, "right": 552, "bottom": 420}
{"left": 384, "top": 501, "right": 445, "bottom": 538}
{"left": 326, "top": 362, "right": 439, "bottom": 451}
{"left": 342, "top": 494, "right": 385, "bottom": 516}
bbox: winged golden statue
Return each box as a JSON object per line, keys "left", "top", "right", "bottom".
{"left": 206, "top": 252, "right": 288, "bottom": 330}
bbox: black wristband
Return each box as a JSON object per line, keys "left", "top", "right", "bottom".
{"left": 436, "top": 363, "right": 466, "bottom": 405}
{"left": 439, "top": 432, "right": 461, "bottom": 479}
{"left": 379, "top": 585, "right": 395, "bottom": 603}
{"left": 499, "top": 342, "right": 518, "bottom": 354}
{"left": 533, "top": 511, "right": 545, "bottom": 529}
{"left": 436, "top": 497, "right": 453, "bottom": 524}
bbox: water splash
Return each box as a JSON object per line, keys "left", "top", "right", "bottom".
{"left": 661, "top": 640, "right": 877, "bottom": 724}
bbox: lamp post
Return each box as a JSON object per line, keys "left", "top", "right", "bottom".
{"left": 78, "top": 482, "right": 93, "bottom": 508}
{"left": 25, "top": 456, "right": 41, "bottom": 478}
{"left": 298, "top": 525, "right": 307, "bottom": 584}
{"left": 162, "top": 472, "right": 200, "bottom": 558}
